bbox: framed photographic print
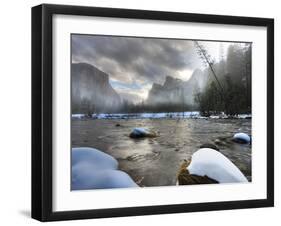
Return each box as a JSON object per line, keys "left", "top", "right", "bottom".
{"left": 32, "top": 4, "right": 274, "bottom": 221}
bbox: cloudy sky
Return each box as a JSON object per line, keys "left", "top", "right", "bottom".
{"left": 72, "top": 34, "right": 231, "bottom": 103}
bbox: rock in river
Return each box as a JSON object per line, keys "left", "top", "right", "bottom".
{"left": 129, "top": 127, "right": 157, "bottom": 138}
{"left": 199, "top": 143, "right": 219, "bottom": 151}
{"left": 232, "top": 132, "right": 251, "bottom": 144}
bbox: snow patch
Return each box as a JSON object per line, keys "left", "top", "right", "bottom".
{"left": 72, "top": 111, "right": 200, "bottom": 119}
{"left": 187, "top": 148, "right": 248, "bottom": 183}
{"left": 72, "top": 114, "right": 86, "bottom": 119}
{"left": 237, "top": 114, "right": 252, "bottom": 119}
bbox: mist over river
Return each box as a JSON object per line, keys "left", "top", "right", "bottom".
{"left": 72, "top": 118, "right": 252, "bottom": 187}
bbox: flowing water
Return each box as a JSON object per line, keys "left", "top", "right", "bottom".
{"left": 72, "top": 118, "right": 252, "bottom": 187}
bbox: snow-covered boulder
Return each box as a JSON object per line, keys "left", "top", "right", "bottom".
{"left": 232, "top": 132, "right": 251, "bottom": 144}
{"left": 72, "top": 147, "right": 138, "bottom": 190}
{"left": 72, "top": 147, "right": 118, "bottom": 170}
{"left": 72, "top": 168, "right": 138, "bottom": 190}
{"left": 187, "top": 148, "right": 248, "bottom": 183}
{"left": 129, "top": 127, "right": 157, "bottom": 138}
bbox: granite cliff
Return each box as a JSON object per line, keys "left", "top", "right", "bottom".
{"left": 146, "top": 69, "right": 207, "bottom": 106}
{"left": 72, "top": 63, "right": 122, "bottom": 114}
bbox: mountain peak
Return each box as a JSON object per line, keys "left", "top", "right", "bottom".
{"left": 72, "top": 62, "right": 109, "bottom": 82}
{"left": 146, "top": 71, "right": 207, "bottom": 106}
{"left": 163, "top": 75, "right": 182, "bottom": 89}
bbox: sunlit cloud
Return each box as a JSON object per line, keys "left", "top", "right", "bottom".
{"left": 175, "top": 69, "right": 194, "bottom": 81}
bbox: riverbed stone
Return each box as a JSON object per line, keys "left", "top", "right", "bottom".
{"left": 232, "top": 132, "right": 251, "bottom": 144}
{"left": 199, "top": 143, "right": 219, "bottom": 151}
{"left": 129, "top": 127, "right": 157, "bottom": 138}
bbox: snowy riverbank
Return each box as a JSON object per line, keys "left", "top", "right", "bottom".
{"left": 72, "top": 112, "right": 252, "bottom": 120}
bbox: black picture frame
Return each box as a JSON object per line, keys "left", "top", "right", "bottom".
{"left": 32, "top": 3, "right": 274, "bottom": 222}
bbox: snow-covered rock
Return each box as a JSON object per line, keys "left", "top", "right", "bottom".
{"left": 187, "top": 148, "right": 248, "bottom": 183}
{"left": 72, "top": 147, "right": 138, "bottom": 190}
{"left": 129, "top": 128, "right": 157, "bottom": 138}
{"left": 232, "top": 132, "right": 251, "bottom": 144}
{"left": 72, "top": 147, "right": 118, "bottom": 170}
{"left": 72, "top": 168, "right": 138, "bottom": 190}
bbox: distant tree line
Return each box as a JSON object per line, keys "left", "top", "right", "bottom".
{"left": 194, "top": 43, "right": 252, "bottom": 116}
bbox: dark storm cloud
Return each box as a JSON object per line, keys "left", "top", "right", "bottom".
{"left": 72, "top": 35, "right": 201, "bottom": 84}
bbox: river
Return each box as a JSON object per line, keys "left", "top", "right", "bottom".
{"left": 72, "top": 118, "right": 252, "bottom": 187}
